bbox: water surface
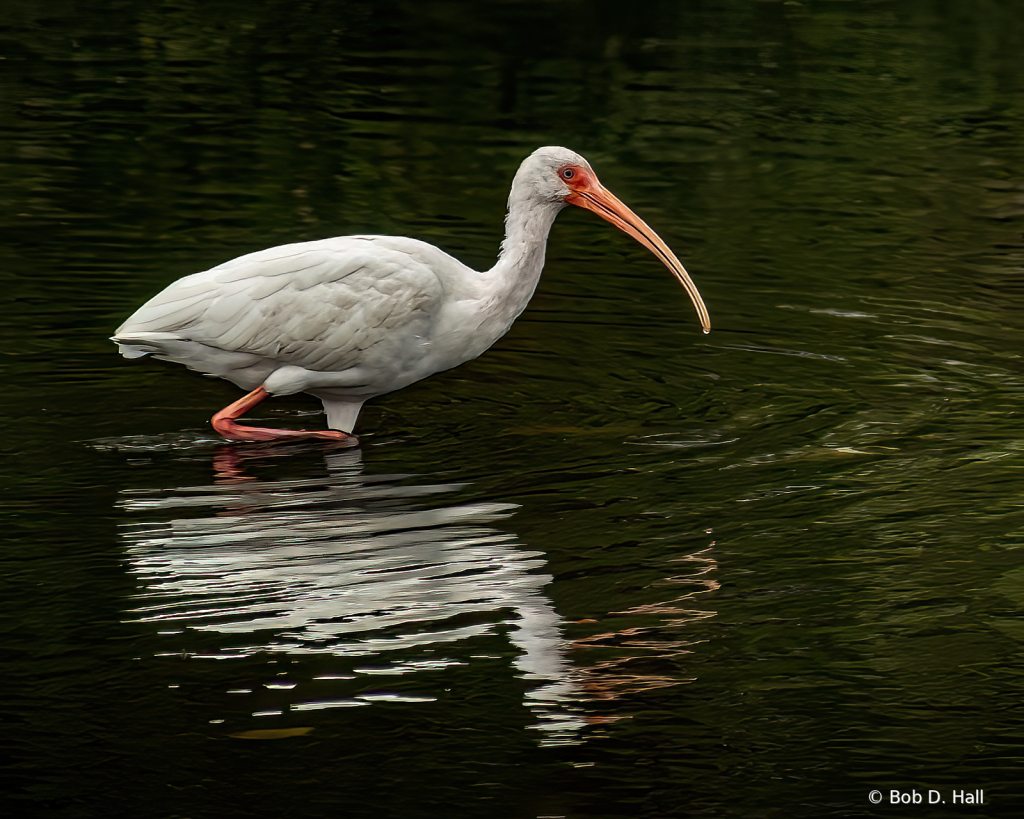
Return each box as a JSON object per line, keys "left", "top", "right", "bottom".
{"left": 3, "top": 2, "right": 1024, "bottom": 817}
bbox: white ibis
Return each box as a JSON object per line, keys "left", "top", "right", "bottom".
{"left": 113, "top": 146, "right": 710, "bottom": 444}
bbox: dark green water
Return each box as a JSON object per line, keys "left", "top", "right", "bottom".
{"left": 4, "top": 1, "right": 1024, "bottom": 817}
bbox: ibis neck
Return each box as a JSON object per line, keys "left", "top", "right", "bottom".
{"left": 484, "top": 193, "right": 565, "bottom": 326}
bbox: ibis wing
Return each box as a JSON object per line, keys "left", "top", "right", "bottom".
{"left": 116, "top": 237, "right": 447, "bottom": 375}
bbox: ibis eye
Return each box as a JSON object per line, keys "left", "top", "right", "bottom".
{"left": 561, "top": 168, "right": 575, "bottom": 180}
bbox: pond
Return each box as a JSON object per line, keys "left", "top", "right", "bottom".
{"left": 3, "top": 1, "right": 1024, "bottom": 817}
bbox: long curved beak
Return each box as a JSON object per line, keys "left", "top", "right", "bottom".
{"left": 568, "top": 184, "right": 711, "bottom": 334}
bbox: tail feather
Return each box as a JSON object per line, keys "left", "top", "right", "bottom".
{"left": 111, "top": 332, "right": 183, "bottom": 359}
{"left": 111, "top": 332, "right": 273, "bottom": 391}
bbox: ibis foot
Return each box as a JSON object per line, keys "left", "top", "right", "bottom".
{"left": 211, "top": 386, "right": 359, "bottom": 445}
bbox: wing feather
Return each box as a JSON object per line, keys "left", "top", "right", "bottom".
{"left": 116, "top": 237, "right": 449, "bottom": 378}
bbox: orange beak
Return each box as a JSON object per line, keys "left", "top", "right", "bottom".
{"left": 567, "top": 182, "right": 711, "bottom": 334}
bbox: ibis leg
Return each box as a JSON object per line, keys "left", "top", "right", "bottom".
{"left": 211, "top": 386, "right": 358, "bottom": 444}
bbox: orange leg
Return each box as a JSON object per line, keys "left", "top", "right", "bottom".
{"left": 210, "top": 386, "right": 358, "bottom": 444}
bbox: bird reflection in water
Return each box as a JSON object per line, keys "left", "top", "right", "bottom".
{"left": 118, "top": 444, "right": 718, "bottom": 743}
{"left": 120, "top": 444, "right": 587, "bottom": 743}
{"left": 570, "top": 548, "right": 718, "bottom": 707}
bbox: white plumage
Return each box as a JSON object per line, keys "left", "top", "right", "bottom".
{"left": 114, "top": 147, "right": 710, "bottom": 443}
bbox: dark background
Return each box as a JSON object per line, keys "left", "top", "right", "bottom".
{"left": 3, "top": 2, "right": 1024, "bottom": 817}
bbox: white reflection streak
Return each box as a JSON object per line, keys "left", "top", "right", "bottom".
{"left": 119, "top": 450, "right": 585, "bottom": 743}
